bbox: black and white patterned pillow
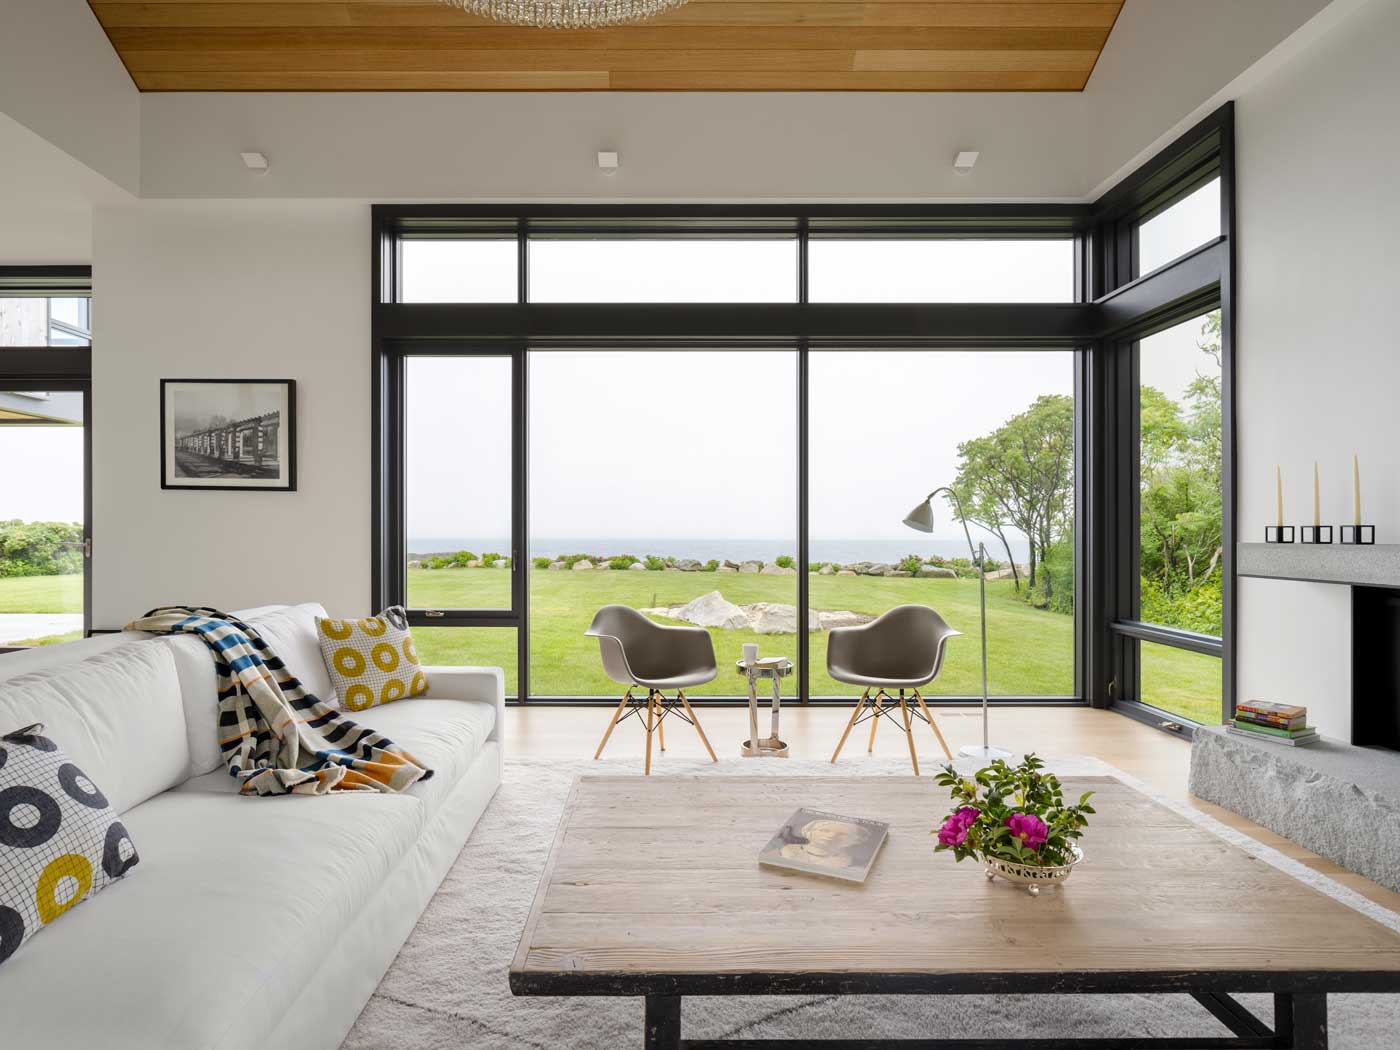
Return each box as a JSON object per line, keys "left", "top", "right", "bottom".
{"left": 0, "top": 724, "right": 139, "bottom": 967}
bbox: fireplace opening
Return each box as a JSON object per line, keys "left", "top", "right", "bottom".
{"left": 1351, "top": 585, "right": 1400, "bottom": 751}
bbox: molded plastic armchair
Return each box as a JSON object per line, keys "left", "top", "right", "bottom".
{"left": 828, "top": 605, "right": 958, "bottom": 775}
{"left": 586, "top": 605, "right": 720, "bottom": 774}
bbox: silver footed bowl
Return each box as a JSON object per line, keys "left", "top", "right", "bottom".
{"left": 983, "top": 845, "right": 1084, "bottom": 896}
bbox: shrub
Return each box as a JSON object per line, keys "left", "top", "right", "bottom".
{"left": 775, "top": 554, "right": 795, "bottom": 569}
{"left": 0, "top": 520, "right": 83, "bottom": 578}
{"left": 1140, "top": 573, "right": 1222, "bottom": 635}
{"left": 703, "top": 559, "right": 720, "bottom": 572}
{"left": 480, "top": 552, "right": 500, "bottom": 566}
{"left": 898, "top": 554, "right": 923, "bottom": 574}
{"left": 533, "top": 556, "right": 552, "bottom": 570}
{"left": 609, "top": 555, "right": 639, "bottom": 571}
{"left": 644, "top": 555, "right": 668, "bottom": 572}
{"left": 451, "top": 550, "right": 477, "bottom": 567}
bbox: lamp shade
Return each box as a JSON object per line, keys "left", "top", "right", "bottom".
{"left": 903, "top": 499, "right": 935, "bottom": 533}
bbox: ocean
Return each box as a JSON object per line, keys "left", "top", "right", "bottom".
{"left": 408, "top": 536, "right": 1030, "bottom": 565}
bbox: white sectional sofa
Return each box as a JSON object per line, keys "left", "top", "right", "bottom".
{"left": 0, "top": 603, "right": 504, "bottom": 1050}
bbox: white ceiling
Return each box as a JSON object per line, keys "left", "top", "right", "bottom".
{"left": 0, "top": 0, "right": 1358, "bottom": 260}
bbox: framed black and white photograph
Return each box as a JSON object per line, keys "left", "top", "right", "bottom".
{"left": 160, "top": 379, "right": 296, "bottom": 491}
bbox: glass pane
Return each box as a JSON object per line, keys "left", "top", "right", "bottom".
{"left": 809, "top": 351, "right": 1076, "bottom": 697}
{"left": 808, "top": 240, "right": 1074, "bottom": 303}
{"left": 0, "top": 390, "right": 85, "bottom": 648}
{"left": 412, "top": 627, "right": 518, "bottom": 699}
{"left": 1138, "top": 311, "right": 1223, "bottom": 639}
{"left": 0, "top": 298, "right": 91, "bottom": 347}
{"left": 400, "top": 239, "right": 517, "bottom": 303}
{"left": 529, "top": 350, "right": 797, "bottom": 697}
{"left": 1140, "top": 641, "right": 1222, "bottom": 725}
{"left": 405, "top": 356, "right": 513, "bottom": 611}
{"left": 1138, "top": 177, "right": 1221, "bottom": 275}
{"left": 528, "top": 240, "right": 797, "bottom": 303}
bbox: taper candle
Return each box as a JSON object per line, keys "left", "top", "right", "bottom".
{"left": 1354, "top": 454, "right": 1361, "bottom": 526}
{"left": 1276, "top": 465, "right": 1283, "bottom": 528}
{"left": 1313, "top": 462, "right": 1321, "bottom": 527}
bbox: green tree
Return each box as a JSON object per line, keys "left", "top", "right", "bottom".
{"left": 951, "top": 394, "right": 1074, "bottom": 597}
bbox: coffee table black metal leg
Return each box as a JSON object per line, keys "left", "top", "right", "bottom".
{"left": 1288, "top": 993, "right": 1328, "bottom": 1049}
{"left": 645, "top": 994, "right": 681, "bottom": 1050}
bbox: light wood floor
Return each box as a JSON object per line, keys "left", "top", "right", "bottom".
{"left": 506, "top": 702, "right": 1400, "bottom": 913}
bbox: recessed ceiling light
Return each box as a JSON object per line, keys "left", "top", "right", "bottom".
{"left": 953, "top": 151, "right": 979, "bottom": 176}
{"left": 597, "top": 151, "right": 620, "bottom": 175}
{"left": 240, "top": 151, "right": 270, "bottom": 175}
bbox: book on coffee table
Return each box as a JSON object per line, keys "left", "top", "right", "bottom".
{"left": 758, "top": 808, "right": 889, "bottom": 883}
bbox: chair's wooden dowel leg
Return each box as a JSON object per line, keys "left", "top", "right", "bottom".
{"left": 915, "top": 690, "right": 953, "bottom": 760}
{"left": 831, "top": 689, "right": 868, "bottom": 763}
{"left": 656, "top": 692, "right": 665, "bottom": 752}
{"left": 594, "top": 688, "right": 631, "bottom": 761}
{"left": 898, "top": 692, "right": 920, "bottom": 775}
{"left": 867, "top": 690, "right": 883, "bottom": 752}
{"left": 644, "top": 691, "right": 656, "bottom": 776}
{"left": 679, "top": 690, "right": 718, "bottom": 763}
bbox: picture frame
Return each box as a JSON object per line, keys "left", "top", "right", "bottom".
{"left": 160, "top": 379, "right": 296, "bottom": 491}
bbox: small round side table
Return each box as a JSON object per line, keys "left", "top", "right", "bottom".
{"left": 736, "top": 657, "right": 792, "bottom": 758}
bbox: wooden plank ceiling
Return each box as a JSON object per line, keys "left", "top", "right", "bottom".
{"left": 89, "top": 1, "right": 1123, "bottom": 92}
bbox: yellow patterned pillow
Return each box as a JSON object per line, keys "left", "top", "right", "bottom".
{"left": 316, "top": 607, "right": 428, "bottom": 712}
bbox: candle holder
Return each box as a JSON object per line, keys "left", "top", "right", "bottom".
{"left": 1340, "top": 525, "right": 1375, "bottom": 545}
{"left": 1300, "top": 525, "right": 1333, "bottom": 544}
{"left": 1265, "top": 525, "right": 1295, "bottom": 543}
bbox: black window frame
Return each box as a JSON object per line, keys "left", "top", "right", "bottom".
{"left": 0, "top": 266, "right": 94, "bottom": 654}
{"left": 370, "top": 102, "right": 1236, "bottom": 727}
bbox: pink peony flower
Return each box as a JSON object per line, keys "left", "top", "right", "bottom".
{"left": 937, "top": 806, "right": 981, "bottom": 847}
{"left": 1005, "top": 812, "right": 1048, "bottom": 850}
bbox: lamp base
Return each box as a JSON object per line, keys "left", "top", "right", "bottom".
{"left": 959, "top": 744, "right": 1015, "bottom": 761}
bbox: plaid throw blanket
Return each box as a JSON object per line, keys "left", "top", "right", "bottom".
{"left": 127, "top": 607, "right": 432, "bottom": 796}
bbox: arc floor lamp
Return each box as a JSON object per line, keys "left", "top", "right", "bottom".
{"left": 903, "top": 487, "right": 1013, "bottom": 761}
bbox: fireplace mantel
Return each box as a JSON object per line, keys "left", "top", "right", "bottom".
{"left": 1237, "top": 542, "right": 1400, "bottom": 587}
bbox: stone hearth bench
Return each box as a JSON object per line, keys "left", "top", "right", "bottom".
{"left": 1190, "top": 725, "right": 1400, "bottom": 892}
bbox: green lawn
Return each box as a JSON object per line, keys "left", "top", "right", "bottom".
{"left": 406, "top": 567, "right": 1220, "bottom": 721}
{"left": 0, "top": 573, "right": 82, "bottom": 613}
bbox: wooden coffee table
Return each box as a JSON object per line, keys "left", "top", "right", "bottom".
{"left": 510, "top": 775, "right": 1400, "bottom": 1049}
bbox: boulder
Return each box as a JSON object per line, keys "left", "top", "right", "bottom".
{"left": 817, "top": 564, "right": 834, "bottom": 575}
{"left": 628, "top": 562, "right": 648, "bottom": 571}
{"left": 738, "top": 561, "right": 762, "bottom": 574}
{"left": 859, "top": 563, "right": 892, "bottom": 576}
{"left": 723, "top": 560, "right": 741, "bottom": 570}
{"left": 744, "top": 602, "right": 820, "bottom": 635}
{"left": 817, "top": 610, "right": 876, "bottom": 630}
{"left": 675, "top": 559, "right": 702, "bottom": 572}
{"left": 917, "top": 566, "right": 958, "bottom": 579}
{"left": 836, "top": 569, "right": 857, "bottom": 576}
{"left": 760, "top": 563, "right": 796, "bottom": 576}
{"left": 675, "top": 591, "right": 749, "bottom": 630}
{"left": 407, "top": 560, "right": 421, "bottom": 570}
{"left": 716, "top": 565, "right": 737, "bottom": 573}
{"left": 663, "top": 565, "right": 680, "bottom": 572}
{"left": 572, "top": 559, "right": 594, "bottom": 571}
{"left": 886, "top": 569, "right": 913, "bottom": 578}
{"left": 548, "top": 561, "right": 567, "bottom": 571}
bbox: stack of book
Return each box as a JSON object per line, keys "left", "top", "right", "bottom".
{"left": 1229, "top": 701, "right": 1318, "bottom": 747}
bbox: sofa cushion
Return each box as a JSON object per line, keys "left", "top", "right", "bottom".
{"left": 0, "top": 725, "right": 140, "bottom": 968}
{"left": 0, "top": 642, "right": 188, "bottom": 815}
{"left": 349, "top": 697, "right": 496, "bottom": 819}
{"left": 0, "top": 783, "right": 424, "bottom": 1050}
{"left": 237, "top": 602, "right": 335, "bottom": 703}
{"left": 316, "top": 606, "right": 428, "bottom": 712}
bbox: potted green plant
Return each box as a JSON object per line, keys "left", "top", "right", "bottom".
{"left": 933, "top": 754, "right": 1095, "bottom": 896}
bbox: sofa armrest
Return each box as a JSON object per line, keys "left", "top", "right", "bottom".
{"left": 421, "top": 666, "right": 506, "bottom": 747}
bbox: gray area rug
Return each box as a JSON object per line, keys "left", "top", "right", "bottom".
{"left": 342, "top": 756, "right": 1400, "bottom": 1049}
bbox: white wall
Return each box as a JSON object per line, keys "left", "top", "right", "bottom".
{"left": 90, "top": 202, "right": 369, "bottom": 627}
{"left": 1235, "top": 0, "right": 1400, "bottom": 739}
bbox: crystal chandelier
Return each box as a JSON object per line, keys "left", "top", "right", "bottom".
{"left": 440, "top": 0, "right": 690, "bottom": 29}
